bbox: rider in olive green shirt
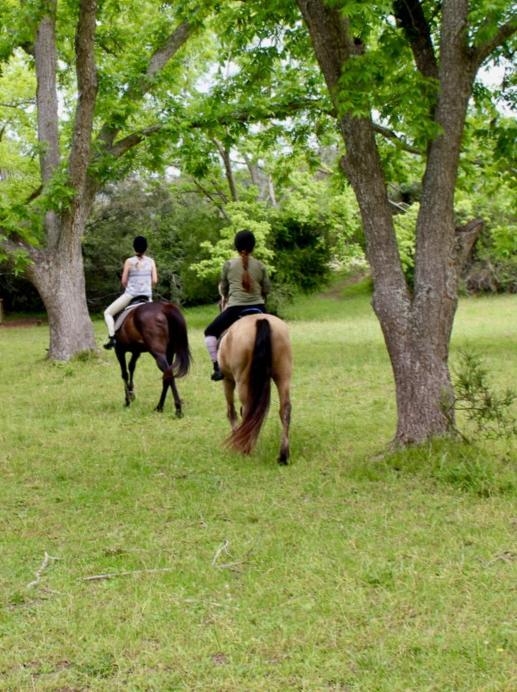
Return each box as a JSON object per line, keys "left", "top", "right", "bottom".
{"left": 204, "top": 230, "right": 271, "bottom": 381}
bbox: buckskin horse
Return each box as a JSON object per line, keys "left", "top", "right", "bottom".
{"left": 113, "top": 301, "right": 191, "bottom": 417}
{"left": 218, "top": 314, "right": 292, "bottom": 463}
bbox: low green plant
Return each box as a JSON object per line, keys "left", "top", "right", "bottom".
{"left": 445, "top": 350, "right": 517, "bottom": 442}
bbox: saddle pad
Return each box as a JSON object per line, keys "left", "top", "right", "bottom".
{"left": 114, "top": 303, "right": 143, "bottom": 333}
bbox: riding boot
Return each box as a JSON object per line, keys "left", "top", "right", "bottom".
{"left": 211, "top": 361, "right": 224, "bottom": 381}
{"left": 103, "top": 336, "right": 116, "bottom": 350}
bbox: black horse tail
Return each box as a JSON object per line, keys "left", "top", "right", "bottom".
{"left": 227, "top": 319, "right": 272, "bottom": 454}
{"left": 164, "top": 303, "right": 191, "bottom": 378}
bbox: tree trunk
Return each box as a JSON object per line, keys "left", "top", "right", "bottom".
{"left": 295, "top": 0, "right": 475, "bottom": 445}
{"left": 28, "top": 237, "right": 96, "bottom": 361}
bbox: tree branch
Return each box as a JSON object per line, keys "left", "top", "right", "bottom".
{"left": 34, "top": 0, "right": 60, "bottom": 183}
{"left": 67, "top": 0, "right": 98, "bottom": 193}
{"left": 393, "top": 0, "right": 438, "bottom": 79}
{"left": 191, "top": 179, "right": 230, "bottom": 220}
{"left": 107, "top": 99, "right": 422, "bottom": 163}
{"left": 472, "top": 18, "right": 517, "bottom": 69}
{"left": 108, "top": 125, "right": 162, "bottom": 158}
{"left": 212, "top": 138, "right": 239, "bottom": 201}
{"left": 454, "top": 217, "right": 484, "bottom": 271}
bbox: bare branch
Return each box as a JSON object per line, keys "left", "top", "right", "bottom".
{"left": 473, "top": 18, "right": 517, "bottom": 69}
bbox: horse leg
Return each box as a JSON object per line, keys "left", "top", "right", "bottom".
{"left": 152, "top": 353, "right": 181, "bottom": 416}
{"left": 164, "top": 345, "right": 183, "bottom": 418}
{"left": 169, "top": 373, "right": 183, "bottom": 418}
{"left": 276, "top": 379, "right": 292, "bottom": 465}
{"left": 223, "top": 378, "right": 238, "bottom": 431}
{"left": 115, "top": 348, "right": 131, "bottom": 407}
{"left": 127, "top": 351, "right": 140, "bottom": 402}
{"left": 153, "top": 353, "right": 170, "bottom": 413}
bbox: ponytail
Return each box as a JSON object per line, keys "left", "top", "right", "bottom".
{"left": 241, "top": 252, "right": 251, "bottom": 292}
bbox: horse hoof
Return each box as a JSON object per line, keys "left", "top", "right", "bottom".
{"left": 129, "top": 391, "right": 135, "bottom": 401}
{"left": 175, "top": 410, "right": 183, "bottom": 419}
{"left": 155, "top": 406, "right": 163, "bottom": 413}
{"left": 278, "top": 452, "right": 289, "bottom": 465}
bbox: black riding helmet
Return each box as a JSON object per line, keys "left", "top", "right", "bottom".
{"left": 234, "top": 230, "right": 255, "bottom": 253}
{"left": 133, "top": 235, "right": 148, "bottom": 254}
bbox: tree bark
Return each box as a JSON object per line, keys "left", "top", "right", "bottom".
{"left": 27, "top": 234, "right": 96, "bottom": 361}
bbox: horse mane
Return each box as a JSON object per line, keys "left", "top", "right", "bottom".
{"left": 162, "top": 302, "right": 192, "bottom": 378}
{"left": 226, "top": 319, "right": 272, "bottom": 454}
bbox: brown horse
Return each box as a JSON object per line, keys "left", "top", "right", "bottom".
{"left": 114, "top": 301, "right": 191, "bottom": 416}
{"left": 218, "top": 314, "right": 292, "bottom": 463}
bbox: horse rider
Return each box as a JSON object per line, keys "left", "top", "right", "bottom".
{"left": 103, "top": 235, "right": 158, "bottom": 350}
{"left": 204, "top": 229, "right": 271, "bottom": 381}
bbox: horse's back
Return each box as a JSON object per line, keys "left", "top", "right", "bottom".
{"left": 118, "top": 301, "right": 184, "bottom": 347}
{"left": 220, "top": 314, "right": 292, "bottom": 378}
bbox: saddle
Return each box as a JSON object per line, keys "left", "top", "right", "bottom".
{"left": 217, "top": 307, "right": 266, "bottom": 347}
{"left": 114, "top": 296, "right": 150, "bottom": 333}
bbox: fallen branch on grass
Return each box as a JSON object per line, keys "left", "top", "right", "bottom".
{"left": 27, "top": 551, "right": 60, "bottom": 589}
{"left": 82, "top": 567, "right": 175, "bottom": 582}
{"left": 211, "top": 539, "right": 230, "bottom": 567}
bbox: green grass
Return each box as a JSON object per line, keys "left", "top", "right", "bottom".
{"left": 0, "top": 284, "right": 515, "bottom": 690}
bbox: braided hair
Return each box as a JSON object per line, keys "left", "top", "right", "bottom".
{"left": 234, "top": 230, "right": 256, "bottom": 292}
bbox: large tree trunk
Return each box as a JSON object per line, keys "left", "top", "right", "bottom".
{"left": 296, "top": 0, "right": 480, "bottom": 445}
{"left": 28, "top": 227, "right": 96, "bottom": 361}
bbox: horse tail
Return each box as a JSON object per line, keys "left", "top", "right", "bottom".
{"left": 164, "top": 303, "right": 191, "bottom": 378}
{"left": 227, "top": 318, "right": 272, "bottom": 454}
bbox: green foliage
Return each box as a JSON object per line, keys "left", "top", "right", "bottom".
{"left": 456, "top": 111, "right": 517, "bottom": 293}
{"left": 447, "top": 351, "right": 517, "bottom": 442}
{"left": 191, "top": 200, "right": 273, "bottom": 282}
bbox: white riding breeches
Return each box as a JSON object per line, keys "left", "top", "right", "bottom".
{"left": 104, "top": 293, "right": 134, "bottom": 337}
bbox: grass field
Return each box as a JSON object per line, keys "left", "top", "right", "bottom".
{"left": 0, "top": 282, "right": 515, "bottom": 690}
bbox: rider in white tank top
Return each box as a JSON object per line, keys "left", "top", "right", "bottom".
{"left": 125, "top": 255, "right": 154, "bottom": 297}
{"left": 103, "top": 236, "right": 158, "bottom": 349}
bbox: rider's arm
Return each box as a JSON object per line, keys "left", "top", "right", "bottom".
{"left": 121, "top": 258, "right": 131, "bottom": 288}
{"left": 261, "top": 265, "right": 271, "bottom": 298}
{"left": 219, "top": 261, "right": 230, "bottom": 298}
{"left": 151, "top": 259, "right": 158, "bottom": 286}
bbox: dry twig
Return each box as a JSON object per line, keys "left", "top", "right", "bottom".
{"left": 82, "top": 567, "right": 175, "bottom": 582}
{"left": 27, "top": 551, "right": 60, "bottom": 589}
{"left": 211, "top": 539, "right": 230, "bottom": 567}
